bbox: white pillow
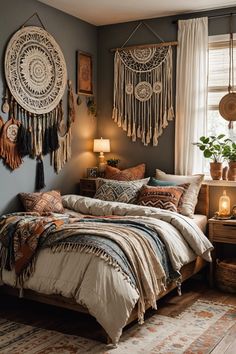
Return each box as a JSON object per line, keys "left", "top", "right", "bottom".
{"left": 155, "top": 169, "right": 204, "bottom": 218}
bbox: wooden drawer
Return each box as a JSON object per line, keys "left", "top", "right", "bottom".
{"left": 210, "top": 222, "right": 236, "bottom": 244}
{"left": 79, "top": 178, "right": 96, "bottom": 197}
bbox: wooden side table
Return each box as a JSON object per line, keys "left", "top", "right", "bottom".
{"left": 208, "top": 218, "right": 236, "bottom": 286}
{"left": 79, "top": 178, "right": 97, "bottom": 197}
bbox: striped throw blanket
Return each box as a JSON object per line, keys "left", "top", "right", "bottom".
{"left": 0, "top": 213, "right": 173, "bottom": 322}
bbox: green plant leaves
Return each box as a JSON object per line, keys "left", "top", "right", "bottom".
{"left": 194, "top": 134, "right": 234, "bottom": 162}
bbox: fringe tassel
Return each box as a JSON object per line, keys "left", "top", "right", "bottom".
{"left": 17, "top": 123, "right": 32, "bottom": 157}
{"left": 68, "top": 80, "right": 76, "bottom": 125}
{"left": 49, "top": 123, "right": 59, "bottom": 151}
{"left": 35, "top": 155, "right": 45, "bottom": 191}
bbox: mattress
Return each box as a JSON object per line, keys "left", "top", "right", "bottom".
{"left": 192, "top": 214, "right": 208, "bottom": 234}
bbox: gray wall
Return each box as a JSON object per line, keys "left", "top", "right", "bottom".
{"left": 1, "top": 2, "right": 236, "bottom": 216}
{"left": 97, "top": 7, "right": 236, "bottom": 216}
{"left": 0, "top": 0, "right": 98, "bottom": 214}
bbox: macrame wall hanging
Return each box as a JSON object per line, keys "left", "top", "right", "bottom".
{"left": 1, "top": 13, "right": 75, "bottom": 189}
{"left": 112, "top": 22, "right": 177, "bottom": 146}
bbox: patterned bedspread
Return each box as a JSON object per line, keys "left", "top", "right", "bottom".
{"left": 0, "top": 212, "right": 176, "bottom": 322}
{"left": 0, "top": 197, "right": 214, "bottom": 345}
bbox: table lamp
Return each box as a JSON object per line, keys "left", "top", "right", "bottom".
{"left": 93, "top": 138, "right": 110, "bottom": 174}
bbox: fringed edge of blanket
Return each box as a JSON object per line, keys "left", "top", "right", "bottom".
{"left": 51, "top": 242, "right": 166, "bottom": 324}
{"left": 51, "top": 242, "right": 138, "bottom": 289}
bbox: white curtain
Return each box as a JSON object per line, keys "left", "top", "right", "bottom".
{"left": 175, "top": 17, "right": 208, "bottom": 175}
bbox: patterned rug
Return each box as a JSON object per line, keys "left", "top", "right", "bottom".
{"left": 0, "top": 300, "right": 235, "bottom": 353}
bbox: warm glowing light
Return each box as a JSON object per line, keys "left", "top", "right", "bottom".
{"left": 218, "top": 190, "right": 231, "bottom": 217}
{"left": 93, "top": 137, "right": 110, "bottom": 173}
{"left": 93, "top": 138, "right": 110, "bottom": 153}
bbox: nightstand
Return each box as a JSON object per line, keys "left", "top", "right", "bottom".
{"left": 79, "top": 178, "right": 97, "bottom": 197}
{"left": 208, "top": 218, "right": 236, "bottom": 286}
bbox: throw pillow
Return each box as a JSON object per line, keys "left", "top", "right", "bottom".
{"left": 148, "top": 177, "right": 177, "bottom": 186}
{"left": 19, "top": 190, "right": 64, "bottom": 214}
{"left": 105, "top": 163, "right": 145, "bottom": 181}
{"left": 137, "top": 185, "right": 185, "bottom": 212}
{"left": 94, "top": 179, "right": 145, "bottom": 204}
{"left": 155, "top": 169, "right": 204, "bottom": 217}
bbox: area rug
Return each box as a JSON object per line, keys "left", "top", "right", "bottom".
{"left": 0, "top": 300, "right": 235, "bottom": 354}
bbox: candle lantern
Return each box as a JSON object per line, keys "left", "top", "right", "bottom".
{"left": 218, "top": 190, "right": 231, "bottom": 217}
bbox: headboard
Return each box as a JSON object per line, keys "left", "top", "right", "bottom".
{"left": 195, "top": 184, "right": 209, "bottom": 217}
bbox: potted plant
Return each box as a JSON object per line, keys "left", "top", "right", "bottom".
{"left": 107, "top": 158, "right": 120, "bottom": 168}
{"left": 222, "top": 141, "right": 236, "bottom": 181}
{"left": 194, "top": 134, "right": 230, "bottom": 180}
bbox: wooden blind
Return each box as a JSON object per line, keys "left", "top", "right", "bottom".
{"left": 208, "top": 37, "right": 236, "bottom": 110}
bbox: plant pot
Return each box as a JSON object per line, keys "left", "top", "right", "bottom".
{"left": 210, "top": 162, "right": 223, "bottom": 180}
{"left": 228, "top": 161, "right": 236, "bottom": 181}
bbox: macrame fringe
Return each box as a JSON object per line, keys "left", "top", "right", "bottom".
{"left": 113, "top": 46, "right": 174, "bottom": 146}
{"left": 1, "top": 81, "right": 74, "bottom": 174}
{"left": 68, "top": 80, "right": 76, "bottom": 126}
{"left": 52, "top": 127, "right": 72, "bottom": 174}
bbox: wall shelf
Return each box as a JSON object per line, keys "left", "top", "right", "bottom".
{"left": 203, "top": 179, "right": 236, "bottom": 187}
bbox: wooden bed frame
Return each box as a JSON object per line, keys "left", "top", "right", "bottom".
{"left": 0, "top": 184, "right": 209, "bottom": 342}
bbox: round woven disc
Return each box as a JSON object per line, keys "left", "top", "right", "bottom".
{"left": 219, "top": 93, "right": 236, "bottom": 121}
{"left": 5, "top": 26, "right": 67, "bottom": 115}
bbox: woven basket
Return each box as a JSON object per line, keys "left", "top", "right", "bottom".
{"left": 215, "top": 259, "right": 236, "bottom": 293}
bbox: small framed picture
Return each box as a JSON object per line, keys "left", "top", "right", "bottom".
{"left": 77, "top": 51, "right": 93, "bottom": 96}
{"left": 87, "top": 167, "right": 98, "bottom": 178}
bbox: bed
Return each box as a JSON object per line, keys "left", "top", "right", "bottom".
{"left": 0, "top": 184, "right": 212, "bottom": 345}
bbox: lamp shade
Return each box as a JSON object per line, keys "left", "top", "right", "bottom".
{"left": 93, "top": 138, "right": 110, "bottom": 153}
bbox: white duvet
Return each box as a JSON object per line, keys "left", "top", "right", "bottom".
{"left": 1, "top": 195, "right": 213, "bottom": 344}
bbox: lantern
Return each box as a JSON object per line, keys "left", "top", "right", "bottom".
{"left": 218, "top": 190, "right": 231, "bottom": 217}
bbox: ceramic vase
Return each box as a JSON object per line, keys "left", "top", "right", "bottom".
{"left": 210, "top": 162, "right": 223, "bottom": 180}
{"left": 228, "top": 161, "right": 236, "bottom": 181}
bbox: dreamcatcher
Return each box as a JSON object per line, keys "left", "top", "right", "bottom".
{"left": 1, "top": 15, "right": 75, "bottom": 187}
{"left": 112, "top": 22, "right": 176, "bottom": 146}
{"left": 0, "top": 118, "right": 22, "bottom": 170}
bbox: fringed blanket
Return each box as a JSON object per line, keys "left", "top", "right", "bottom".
{"left": 0, "top": 213, "right": 66, "bottom": 277}
{"left": 0, "top": 212, "right": 174, "bottom": 323}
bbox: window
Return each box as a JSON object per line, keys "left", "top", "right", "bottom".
{"left": 203, "top": 34, "right": 236, "bottom": 174}
{"left": 208, "top": 34, "right": 236, "bottom": 140}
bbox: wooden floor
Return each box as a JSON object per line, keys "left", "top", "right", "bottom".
{"left": 0, "top": 278, "right": 235, "bottom": 352}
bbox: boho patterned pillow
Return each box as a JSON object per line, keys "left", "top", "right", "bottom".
{"left": 94, "top": 179, "right": 145, "bottom": 204}
{"left": 19, "top": 190, "right": 64, "bottom": 214}
{"left": 137, "top": 185, "right": 186, "bottom": 212}
{"left": 155, "top": 169, "right": 204, "bottom": 217}
{"left": 105, "top": 163, "right": 145, "bottom": 181}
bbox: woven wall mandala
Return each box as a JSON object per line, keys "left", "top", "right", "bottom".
{"left": 113, "top": 46, "right": 174, "bottom": 146}
{"left": 5, "top": 26, "right": 67, "bottom": 115}
{"left": 135, "top": 82, "right": 152, "bottom": 102}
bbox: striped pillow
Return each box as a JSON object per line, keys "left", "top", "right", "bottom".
{"left": 137, "top": 185, "right": 186, "bottom": 212}
{"left": 105, "top": 163, "right": 145, "bottom": 181}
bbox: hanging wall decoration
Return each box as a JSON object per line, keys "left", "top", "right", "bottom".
{"left": 112, "top": 22, "right": 176, "bottom": 146}
{"left": 1, "top": 15, "right": 76, "bottom": 185}
{"left": 0, "top": 118, "right": 22, "bottom": 170}
{"left": 219, "top": 16, "right": 236, "bottom": 129}
{"left": 5, "top": 26, "right": 67, "bottom": 115}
